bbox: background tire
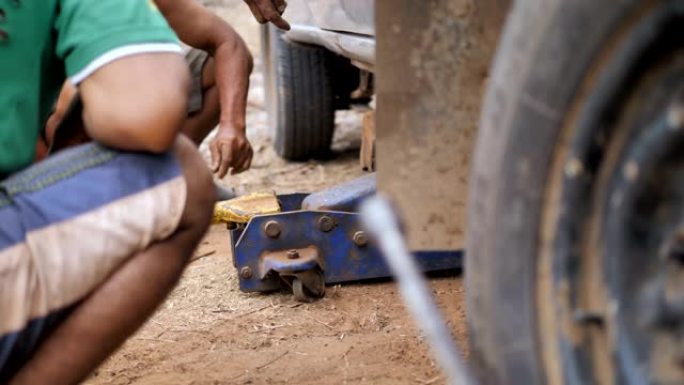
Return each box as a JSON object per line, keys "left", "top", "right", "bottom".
{"left": 261, "top": 25, "right": 360, "bottom": 161}
{"left": 467, "top": 1, "right": 684, "bottom": 384}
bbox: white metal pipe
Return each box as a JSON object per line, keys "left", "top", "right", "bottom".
{"left": 360, "top": 196, "right": 475, "bottom": 385}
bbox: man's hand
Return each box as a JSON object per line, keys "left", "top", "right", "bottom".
{"left": 244, "top": 0, "right": 290, "bottom": 30}
{"left": 209, "top": 126, "right": 253, "bottom": 178}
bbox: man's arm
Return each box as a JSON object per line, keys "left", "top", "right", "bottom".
{"left": 155, "top": 0, "right": 254, "bottom": 177}
{"left": 79, "top": 53, "right": 190, "bottom": 153}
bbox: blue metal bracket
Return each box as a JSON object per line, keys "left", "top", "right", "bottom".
{"left": 230, "top": 206, "right": 462, "bottom": 293}
{"left": 228, "top": 175, "right": 462, "bottom": 296}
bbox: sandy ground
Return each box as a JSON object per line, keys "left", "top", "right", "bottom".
{"left": 85, "top": 2, "right": 466, "bottom": 384}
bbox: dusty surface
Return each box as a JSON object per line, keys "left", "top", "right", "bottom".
{"left": 375, "top": 0, "right": 505, "bottom": 251}
{"left": 86, "top": 2, "right": 467, "bottom": 384}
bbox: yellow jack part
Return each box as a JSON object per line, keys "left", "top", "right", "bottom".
{"left": 213, "top": 192, "right": 281, "bottom": 224}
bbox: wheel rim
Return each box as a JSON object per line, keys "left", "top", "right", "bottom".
{"left": 538, "top": 3, "right": 684, "bottom": 385}
{"left": 604, "top": 85, "right": 684, "bottom": 385}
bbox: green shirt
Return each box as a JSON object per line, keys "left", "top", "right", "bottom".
{"left": 0, "top": 0, "right": 180, "bottom": 175}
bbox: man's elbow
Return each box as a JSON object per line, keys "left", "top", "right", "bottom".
{"left": 218, "top": 34, "right": 253, "bottom": 74}
{"left": 126, "top": 89, "right": 189, "bottom": 153}
{"left": 80, "top": 53, "right": 191, "bottom": 153}
{"left": 84, "top": 83, "right": 188, "bottom": 153}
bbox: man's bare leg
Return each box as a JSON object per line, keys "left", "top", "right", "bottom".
{"left": 183, "top": 58, "right": 221, "bottom": 145}
{"left": 9, "top": 137, "right": 216, "bottom": 385}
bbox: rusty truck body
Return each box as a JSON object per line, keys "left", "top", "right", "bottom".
{"left": 261, "top": 1, "right": 684, "bottom": 384}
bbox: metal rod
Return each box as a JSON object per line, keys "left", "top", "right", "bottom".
{"left": 360, "top": 196, "right": 475, "bottom": 385}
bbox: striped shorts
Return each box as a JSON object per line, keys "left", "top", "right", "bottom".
{"left": 0, "top": 143, "right": 187, "bottom": 381}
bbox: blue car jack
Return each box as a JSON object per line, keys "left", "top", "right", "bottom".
{"left": 227, "top": 174, "right": 462, "bottom": 301}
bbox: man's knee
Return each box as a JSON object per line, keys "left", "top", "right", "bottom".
{"left": 173, "top": 136, "right": 215, "bottom": 234}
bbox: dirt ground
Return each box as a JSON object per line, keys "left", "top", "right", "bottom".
{"left": 85, "top": 2, "right": 467, "bottom": 384}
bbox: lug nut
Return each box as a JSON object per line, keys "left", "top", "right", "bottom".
{"left": 287, "top": 249, "right": 300, "bottom": 259}
{"left": 263, "top": 220, "right": 281, "bottom": 238}
{"left": 317, "top": 216, "right": 335, "bottom": 232}
{"left": 353, "top": 231, "right": 368, "bottom": 247}
{"left": 240, "top": 266, "right": 253, "bottom": 279}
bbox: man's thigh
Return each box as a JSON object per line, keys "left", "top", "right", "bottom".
{"left": 184, "top": 47, "right": 210, "bottom": 115}
{"left": 0, "top": 143, "right": 187, "bottom": 381}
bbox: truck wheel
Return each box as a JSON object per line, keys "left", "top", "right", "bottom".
{"left": 467, "top": 1, "right": 684, "bottom": 384}
{"left": 261, "top": 25, "right": 360, "bottom": 161}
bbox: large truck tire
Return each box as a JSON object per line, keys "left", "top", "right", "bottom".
{"left": 467, "top": 1, "right": 684, "bottom": 384}
{"left": 261, "top": 25, "right": 360, "bottom": 161}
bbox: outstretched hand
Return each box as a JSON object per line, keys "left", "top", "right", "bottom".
{"left": 209, "top": 127, "right": 253, "bottom": 178}
{"left": 243, "top": 0, "right": 290, "bottom": 30}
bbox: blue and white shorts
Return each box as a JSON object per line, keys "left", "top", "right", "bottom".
{"left": 0, "top": 143, "right": 187, "bottom": 381}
